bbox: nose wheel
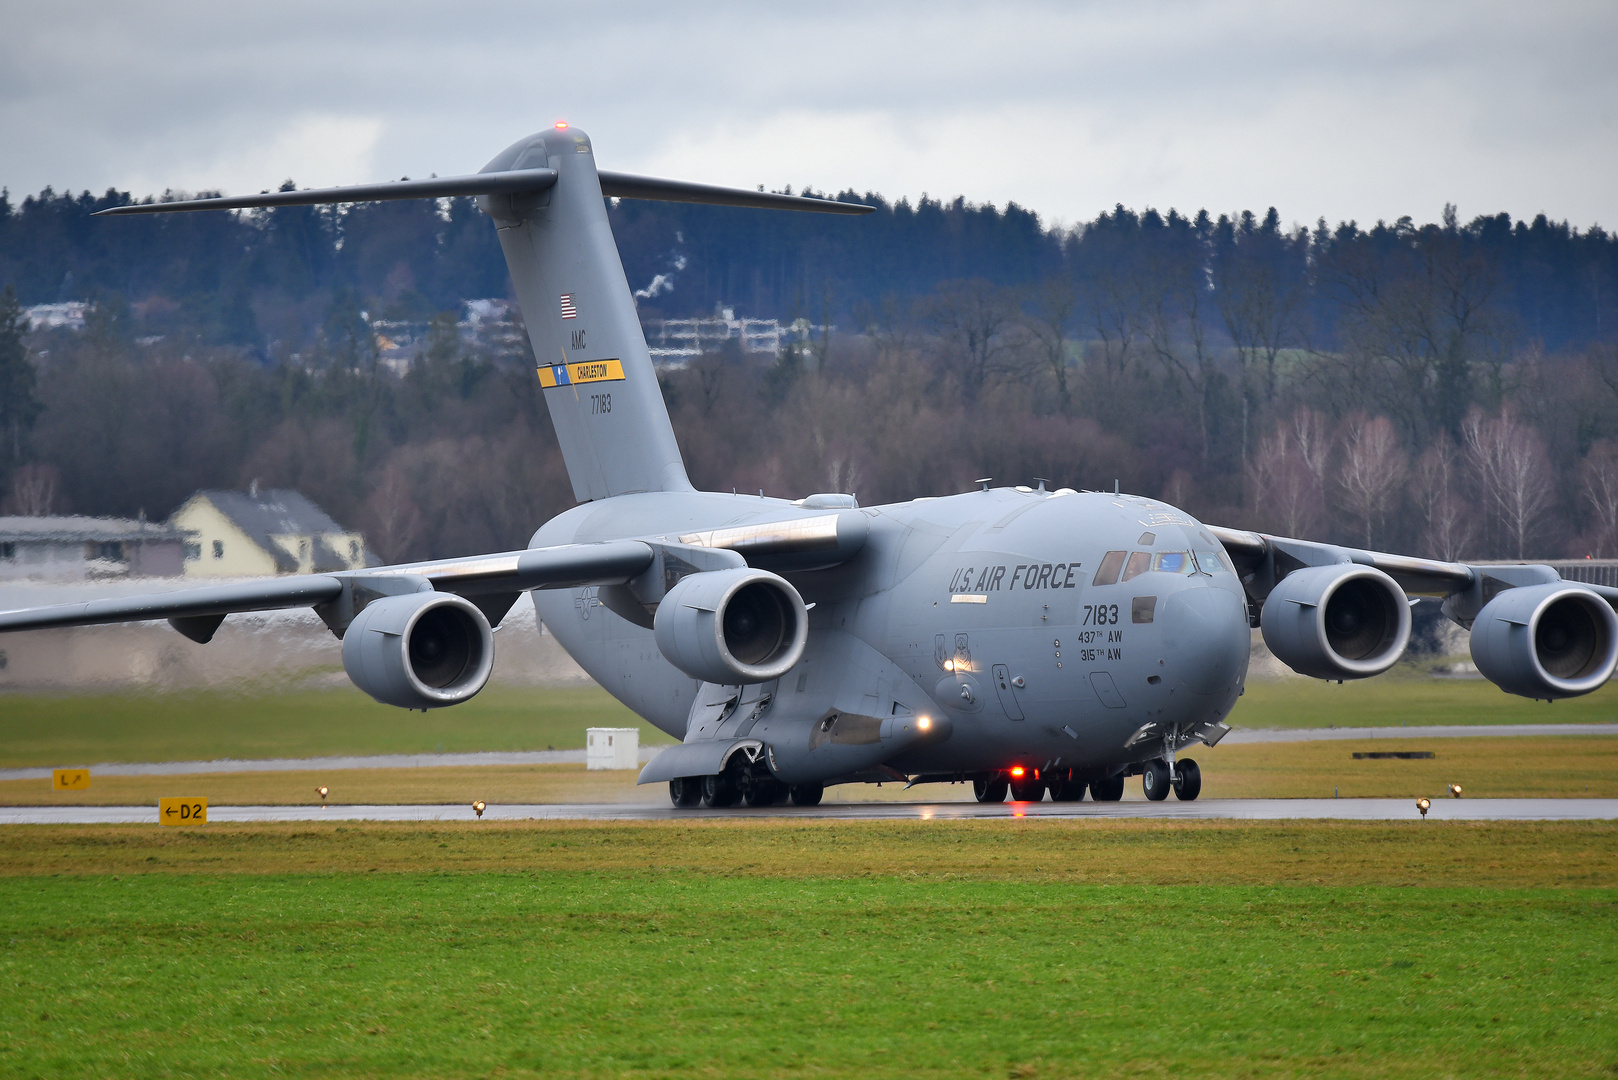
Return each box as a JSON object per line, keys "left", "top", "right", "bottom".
{"left": 1173, "top": 758, "right": 1202, "bottom": 800}
{"left": 1141, "top": 757, "right": 1203, "bottom": 801}
{"left": 1142, "top": 759, "right": 1172, "bottom": 801}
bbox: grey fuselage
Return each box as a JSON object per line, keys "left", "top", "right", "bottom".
{"left": 532, "top": 485, "right": 1250, "bottom": 780}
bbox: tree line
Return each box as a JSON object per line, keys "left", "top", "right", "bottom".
{"left": 1, "top": 185, "right": 1617, "bottom": 565}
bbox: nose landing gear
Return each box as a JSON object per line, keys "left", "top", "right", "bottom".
{"left": 1142, "top": 758, "right": 1172, "bottom": 801}
{"left": 1172, "top": 758, "right": 1202, "bottom": 800}
{"left": 1140, "top": 757, "right": 1203, "bottom": 801}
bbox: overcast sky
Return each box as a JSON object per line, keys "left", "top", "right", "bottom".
{"left": 3, "top": 0, "right": 1614, "bottom": 232}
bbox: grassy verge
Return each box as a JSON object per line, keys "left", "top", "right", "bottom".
{"left": 0, "top": 821, "right": 1613, "bottom": 1078}
{"left": 1232, "top": 671, "right": 1618, "bottom": 728}
{"left": 0, "top": 685, "right": 670, "bottom": 767}
{"left": 3, "top": 735, "right": 1614, "bottom": 806}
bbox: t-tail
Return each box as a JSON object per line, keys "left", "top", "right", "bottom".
{"left": 96, "top": 123, "right": 873, "bottom": 502}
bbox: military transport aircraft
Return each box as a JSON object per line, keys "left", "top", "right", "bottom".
{"left": 3, "top": 125, "right": 1614, "bottom": 808}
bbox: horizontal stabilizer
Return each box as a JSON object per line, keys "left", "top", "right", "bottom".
{"left": 597, "top": 171, "right": 875, "bottom": 215}
{"left": 92, "top": 169, "right": 559, "bottom": 216}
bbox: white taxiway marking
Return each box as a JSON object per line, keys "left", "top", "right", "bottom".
{"left": 2, "top": 799, "right": 1614, "bottom": 825}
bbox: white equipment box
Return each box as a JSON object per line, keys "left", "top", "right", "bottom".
{"left": 586, "top": 727, "right": 640, "bottom": 770}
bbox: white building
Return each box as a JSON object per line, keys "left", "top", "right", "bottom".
{"left": 0, "top": 515, "right": 191, "bottom": 580}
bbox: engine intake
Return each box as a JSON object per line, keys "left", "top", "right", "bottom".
{"left": 1260, "top": 564, "right": 1411, "bottom": 680}
{"left": 1469, "top": 583, "right": 1618, "bottom": 699}
{"left": 342, "top": 592, "right": 495, "bottom": 708}
{"left": 653, "top": 568, "right": 808, "bottom": 684}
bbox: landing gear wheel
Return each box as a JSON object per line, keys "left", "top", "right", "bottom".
{"left": 1008, "top": 775, "right": 1046, "bottom": 802}
{"left": 669, "top": 777, "right": 703, "bottom": 807}
{"left": 1142, "top": 759, "right": 1172, "bottom": 801}
{"left": 973, "top": 777, "right": 1010, "bottom": 803}
{"left": 790, "top": 784, "right": 824, "bottom": 807}
{"left": 1048, "top": 772, "right": 1083, "bottom": 801}
{"left": 743, "top": 776, "right": 786, "bottom": 807}
{"left": 1089, "top": 775, "right": 1124, "bottom": 802}
{"left": 1173, "top": 758, "right": 1202, "bottom": 801}
{"left": 702, "top": 772, "right": 740, "bottom": 808}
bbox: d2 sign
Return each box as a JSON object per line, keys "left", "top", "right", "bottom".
{"left": 158, "top": 797, "right": 207, "bottom": 826}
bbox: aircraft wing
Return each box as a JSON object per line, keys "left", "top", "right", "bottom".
{"left": 1202, "top": 523, "right": 1618, "bottom": 626}
{"left": 0, "top": 540, "right": 655, "bottom": 635}
{"left": 1205, "top": 525, "right": 1477, "bottom": 599}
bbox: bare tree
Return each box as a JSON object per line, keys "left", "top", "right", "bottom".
{"left": 1024, "top": 276, "right": 1077, "bottom": 414}
{"left": 922, "top": 279, "right": 1023, "bottom": 402}
{"left": 1412, "top": 433, "right": 1473, "bottom": 560}
{"left": 1213, "top": 209, "right": 1306, "bottom": 464}
{"left": 1143, "top": 214, "right": 1220, "bottom": 465}
{"left": 3, "top": 462, "right": 61, "bottom": 516}
{"left": 359, "top": 461, "right": 423, "bottom": 564}
{"left": 1291, "top": 408, "right": 1332, "bottom": 493}
{"left": 1071, "top": 207, "right": 1156, "bottom": 382}
{"left": 1336, "top": 414, "right": 1407, "bottom": 548}
{"left": 1463, "top": 407, "right": 1554, "bottom": 558}
{"left": 1321, "top": 211, "right": 1501, "bottom": 444}
{"left": 1581, "top": 440, "right": 1618, "bottom": 557}
{"left": 1248, "top": 413, "right": 1326, "bottom": 538}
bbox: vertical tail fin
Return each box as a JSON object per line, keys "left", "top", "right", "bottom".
{"left": 96, "top": 124, "right": 873, "bottom": 504}
{"left": 479, "top": 128, "right": 690, "bottom": 502}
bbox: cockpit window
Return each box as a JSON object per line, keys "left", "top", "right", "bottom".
{"left": 1193, "top": 549, "right": 1232, "bottom": 574}
{"left": 1121, "top": 551, "right": 1152, "bottom": 582}
{"left": 1153, "top": 552, "right": 1195, "bottom": 575}
{"left": 1092, "top": 550, "right": 1126, "bottom": 586}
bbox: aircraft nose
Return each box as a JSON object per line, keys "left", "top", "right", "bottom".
{"left": 1160, "top": 585, "right": 1249, "bottom": 694}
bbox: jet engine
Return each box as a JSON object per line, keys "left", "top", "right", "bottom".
{"left": 1469, "top": 583, "right": 1618, "bottom": 699}
{"left": 341, "top": 592, "right": 495, "bottom": 708}
{"left": 1260, "top": 564, "right": 1411, "bottom": 680}
{"left": 653, "top": 567, "right": 808, "bottom": 684}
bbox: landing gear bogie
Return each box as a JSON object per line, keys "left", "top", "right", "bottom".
{"left": 1008, "top": 772, "right": 1046, "bottom": 802}
{"left": 973, "top": 777, "right": 1010, "bottom": 803}
{"left": 1088, "top": 774, "right": 1125, "bottom": 801}
{"left": 702, "top": 771, "right": 741, "bottom": 808}
{"left": 790, "top": 783, "right": 824, "bottom": 806}
{"left": 1047, "top": 770, "right": 1086, "bottom": 802}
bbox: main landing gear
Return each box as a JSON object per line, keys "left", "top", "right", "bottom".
{"left": 668, "top": 765, "right": 823, "bottom": 808}
{"left": 1140, "top": 757, "right": 1202, "bottom": 801}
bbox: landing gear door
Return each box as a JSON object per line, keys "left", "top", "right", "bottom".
{"left": 991, "top": 663, "right": 1024, "bottom": 720}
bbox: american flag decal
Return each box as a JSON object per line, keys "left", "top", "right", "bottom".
{"left": 559, "top": 293, "right": 578, "bottom": 319}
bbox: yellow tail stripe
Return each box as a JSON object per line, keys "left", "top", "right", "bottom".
{"left": 537, "top": 358, "right": 626, "bottom": 388}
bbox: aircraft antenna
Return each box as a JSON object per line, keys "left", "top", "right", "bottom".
{"left": 976, "top": 477, "right": 992, "bottom": 491}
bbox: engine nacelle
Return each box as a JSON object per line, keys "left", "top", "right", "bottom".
{"left": 1470, "top": 583, "right": 1618, "bottom": 699}
{"left": 341, "top": 592, "right": 495, "bottom": 708}
{"left": 1261, "top": 564, "right": 1411, "bottom": 680}
{"left": 653, "top": 568, "right": 808, "bottom": 684}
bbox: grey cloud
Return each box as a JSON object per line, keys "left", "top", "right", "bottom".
{"left": 2, "top": 0, "right": 1615, "bottom": 227}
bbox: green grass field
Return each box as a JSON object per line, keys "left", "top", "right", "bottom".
{"left": 0, "top": 820, "right": 1613, "bottom": 1078}
{"left": 2, "top": 672, "right": 1613, "bottom": 769}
